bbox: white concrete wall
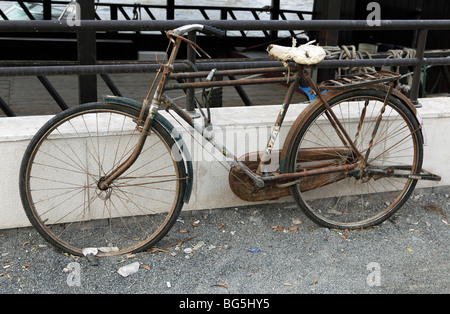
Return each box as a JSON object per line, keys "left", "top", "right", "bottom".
{"left": 0, "top": 97, "right": 448, "bottom": 230}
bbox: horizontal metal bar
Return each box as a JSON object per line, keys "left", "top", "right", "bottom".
{"left": 423, "top": 57, "right": 450, "bottom": 66}
{"left": 0, "top": 52, "right": 446, "bottom": 68}
{"left": 170, "top": 67, "right": 287, "bottom": 79}
{"left": 0, "top": 63, "right": 164, "bottom": 76}
{"left": 0, "top": 19, "right": 450, "bottom": 33}
{"left": 164, "top": 76, "right": 294, "bottom": 90}
{"left": 0, "top": 56, "right": 449, "bottom": 77}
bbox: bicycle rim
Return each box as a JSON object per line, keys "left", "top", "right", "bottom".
{"left": 20, "top": 103, "right": 186, "bottom": 256}
{"left": 287, "top": 89, "right": 423, "bottom": 229}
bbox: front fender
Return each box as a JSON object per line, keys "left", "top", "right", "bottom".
{"left": 102, "top": 95, "right": 194, "bottom": 204}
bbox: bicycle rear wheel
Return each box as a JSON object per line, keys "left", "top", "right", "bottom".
{"left": 19, "top": 102, "right": 186, "bottom": 256}
{"left": 284, "top": 89, "right": 423, "bottom": 229}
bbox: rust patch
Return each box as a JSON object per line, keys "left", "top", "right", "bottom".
{"left": 229, "top": 148, "right": 351, "bottom": 202}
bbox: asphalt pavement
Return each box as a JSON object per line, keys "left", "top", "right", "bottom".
{"left": 0, "top": 191, "right": 448, "bottom": 295}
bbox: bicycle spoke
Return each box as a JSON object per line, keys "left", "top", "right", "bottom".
{"left": 22, "top": 105, "right": 186, "bottom": 256}
{"left": 289, "top": 90, "right": 422, "bottom": 229}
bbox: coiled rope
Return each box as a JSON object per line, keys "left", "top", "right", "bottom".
{"left": 323, "top": 46, "right": 417, "bottom": 92}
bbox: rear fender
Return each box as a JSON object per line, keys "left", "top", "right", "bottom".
{"left": 102, "top": 95, "right": 194, "bottom": 203}
{"left": 371, "top": 84, "right": 426, "bottom": 145}
{"left": 280, "top": 85, "right": 426, "bottom": 173}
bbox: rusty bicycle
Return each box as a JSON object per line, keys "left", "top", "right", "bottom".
{"left": 19, "top": 24, "right": 440, "bottom": 256}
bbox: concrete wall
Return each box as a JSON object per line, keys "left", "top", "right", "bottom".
{"left": 0, "top": 97, "right": 448, "bottom": 230}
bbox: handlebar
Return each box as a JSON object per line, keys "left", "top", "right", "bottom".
{"left": 172, "top": 24, "right": 226, "bottom": 38}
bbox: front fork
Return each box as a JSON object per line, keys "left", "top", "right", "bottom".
{"left": 98, "top": 35, "right": 183, "bottom": 190}
{"left": 97, "top": 104, "right": 157, "bottom": 191}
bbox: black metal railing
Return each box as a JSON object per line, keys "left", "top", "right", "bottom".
{"left": 0, "top": 19, "right": 449, "bottom": 117}
{"left": 0, "top": 0, "right": 312, "bottom": 37}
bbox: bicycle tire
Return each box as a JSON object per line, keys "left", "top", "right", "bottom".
{"left": 283, "top": 88, "right": 423, "bottom": 229}
{"left": 19, "top": 102, "right": 187, "bottom": 256}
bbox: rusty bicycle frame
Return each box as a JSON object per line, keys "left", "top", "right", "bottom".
{"left": 97, "top": 24, "right": 432, "bottom": 194}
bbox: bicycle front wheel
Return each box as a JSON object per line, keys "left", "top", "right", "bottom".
{"left": 284, "top": 88, "right": 423, "bottom": 229}
{"left": 19, "top": 102, "right": 187, "bottom": 256}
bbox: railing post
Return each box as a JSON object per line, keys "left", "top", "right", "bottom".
{"left": 167, "top": 0, "right": 175, "bottom": 20}
{"left": 410, "top": 28, "right": 428, "bottom": 107}
{"left": 43, "top": 0, "right": 51, "bottom": 20}
{"left": 270, "top": 0, "right": 280, "bottom": 39}
{"left": 77, "top": 0, "right": 97, "bottom": 104}
{"left": 314, "top": 0, "right": 341, "bottom": 83}
{"left": 110, "top": 4, "right": 118, "bottom": 20}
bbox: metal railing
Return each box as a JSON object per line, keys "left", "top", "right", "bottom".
{"left": 0, "top": 19, "right": 449, "bottom": 117}
{"left": 0, "top": 0, "right": 312, "bottom": 37}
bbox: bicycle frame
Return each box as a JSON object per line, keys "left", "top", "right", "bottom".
{"left": 22, "top": 25, "right": 445, "bottom": 257}
{"left": 97, "top": 32, "right": 386, "bottom": 191}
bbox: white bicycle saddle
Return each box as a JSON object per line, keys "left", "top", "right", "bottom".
{"left": 267, "top": 40, "right": 326, "bottom": 65}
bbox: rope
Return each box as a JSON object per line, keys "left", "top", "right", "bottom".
{"left": 386, "top": 48, "right": 417, "bottom": 92}
{"left": 333, "top": 45, "right": 377, "bottom": 76}
{"left": 387, "top": 48, "right": 417, "bottom": 73}
{"left": 323, "top": 46, "right": 417, "bottom": 92}
{"left": 323, "top": 46, "right": 342, "bottom": 60}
